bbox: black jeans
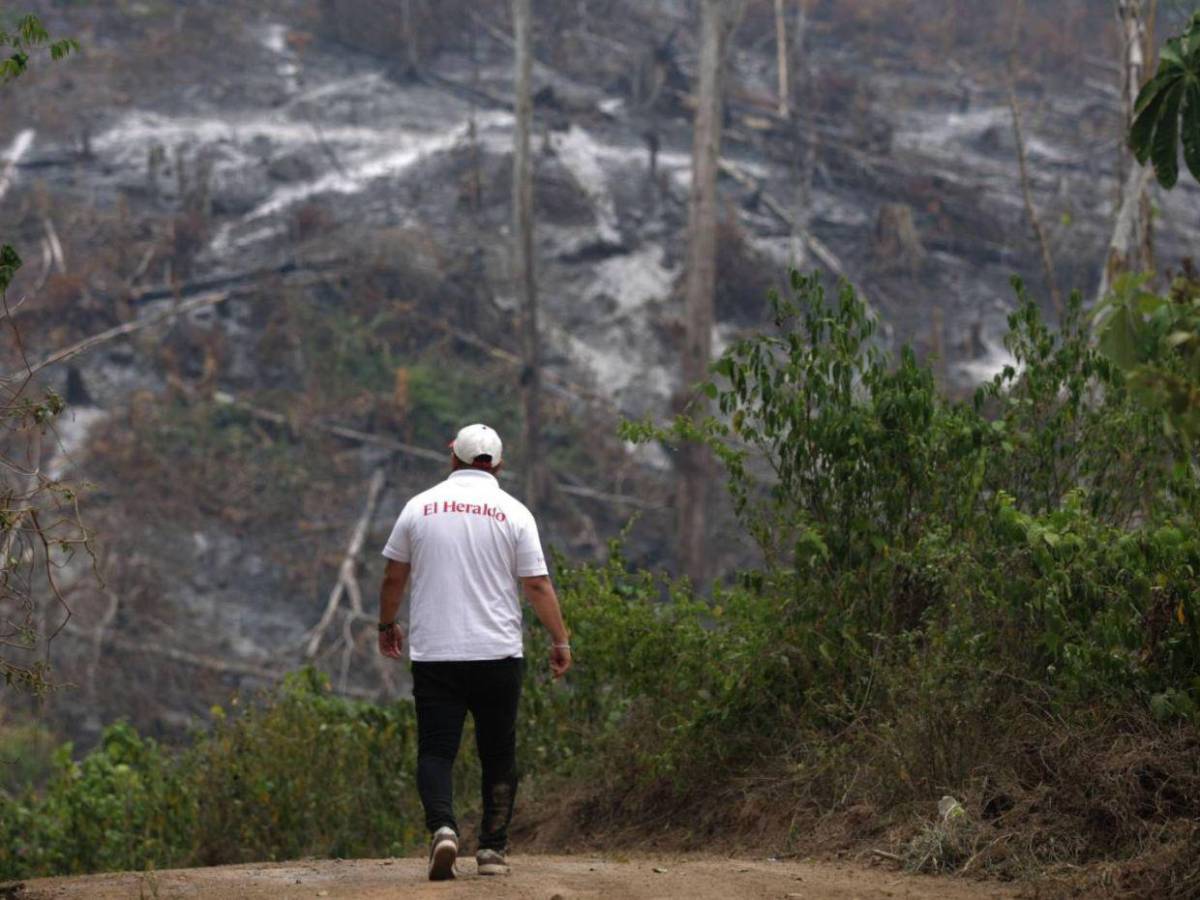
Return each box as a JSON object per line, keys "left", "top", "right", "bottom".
{"left": 411, "top": 657, "right": 523, "bottom": 851}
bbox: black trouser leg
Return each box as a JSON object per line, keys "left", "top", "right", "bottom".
{"left": 412, "top": 662, "right": 468, "bottom": 836}
{"left": 467, "top": 658, "right": 523, "bottom": 852}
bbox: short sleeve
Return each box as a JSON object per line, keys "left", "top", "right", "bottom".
{"left": 381, "top": 503, "right": 414, "bottom": 563}
{"left": 515, "top": 514, "right": 548, "bottom": 577}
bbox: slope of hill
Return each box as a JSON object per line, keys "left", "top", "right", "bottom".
{"left": 2, "top": 0, "right": 1198, "bottom": 742}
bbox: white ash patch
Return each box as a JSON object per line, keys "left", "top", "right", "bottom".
{"left": 548, "top": 125, "right": 623, "bottom": 245}
{"left": 0, "top": 129, "right": 35, "bottom": 201}
{"left": 586, "top": 245, "right": 675, "bottom": 313}
{"left": 46, "top": 407, "right": 108, "bottom": 480}
{"left": 956, "top": 335, "right": 1019, "bottom": 385}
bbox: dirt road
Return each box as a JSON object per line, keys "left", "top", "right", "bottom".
{"left": 19, "top": 854, "right": 1017, "bottom": 899}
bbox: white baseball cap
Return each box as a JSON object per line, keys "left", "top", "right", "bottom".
{"left": 450, "top": 423, "right": 503, "bottom": 465}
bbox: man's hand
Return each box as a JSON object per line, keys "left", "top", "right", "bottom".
{"left": 378, "top": 623, "right": 405, "bottom": 659}
{"left": 378, "top": 560, "right": 410, "bottom": 660}
{"left": 549, "top": 643, "right": 572, "bottom": 679}
{"left": 521, "top": 574, "right": 571, "bottom": 679}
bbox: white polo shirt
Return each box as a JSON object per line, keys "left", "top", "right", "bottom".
{"left": 381, "top": 469, "right": 548, "bottom": 661}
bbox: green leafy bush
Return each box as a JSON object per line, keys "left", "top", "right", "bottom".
{"left": 607, "top": 270, "right": 1200, "bottom": 820}
{"left": 0, "top": 671, "right": 445, "bottom": 879}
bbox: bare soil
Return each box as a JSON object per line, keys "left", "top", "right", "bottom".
{"left": 17, "top": 854, "right": 1018, "bottom": 899}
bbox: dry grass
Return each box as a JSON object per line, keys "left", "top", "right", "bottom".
{"left": 518, "top": 702, "right": 1200, "bottom": 897}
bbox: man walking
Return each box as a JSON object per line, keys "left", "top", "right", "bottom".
{"left": 377, "top": 423, "right": 572, "bottom": 881}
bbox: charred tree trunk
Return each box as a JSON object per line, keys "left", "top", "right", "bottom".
{"left": 513, "top": 0, "right": 543, "bottom": 511}
{"left": 401, "top": 0, "right": 419, "bottom": 76}
{"left": 1117, "top": 0, "right": 1150, "bottom": 186}
{"left": 1110, "top": 0, "right": 1155, "bottom": 285}
{"left": 792, "top": 0, "right": 817, "bottom": 253}
{"left": 775, "top": 0, "right": 789, "bottom": 117}
{"left": 1008, "top": 0, "right": 1062, "bottom": 319}
{"left": 679, "top": 0, "right": 734, "bottom": 584}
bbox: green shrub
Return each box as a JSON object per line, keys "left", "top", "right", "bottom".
{"left": 1, "top": 723, "right": 191, "bottom": 877}
{"left": 188, "top": 669, "right": 429, "bottom": 865}
{"left": 0, "top": 671, "right": 450, "bottom": 879}
{"left": 608, "top": 270, "right": 1200, "bottom": 788}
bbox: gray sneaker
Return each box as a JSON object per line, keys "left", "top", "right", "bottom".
{"left": 428, "top": 826, "right": 458, "bottom": 881}
{"left": 476, "top": 848, "right": 510, "bottom": 876}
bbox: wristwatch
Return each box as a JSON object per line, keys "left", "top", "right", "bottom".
{"left": 378, "top": 621, "right": 396, "bottom": 632}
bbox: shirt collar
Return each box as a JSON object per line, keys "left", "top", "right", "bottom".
{"left": 448, "top": 469, "right": 498, "bottom": 486}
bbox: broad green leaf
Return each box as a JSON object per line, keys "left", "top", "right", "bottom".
{"left": 1130, "top": 74, "right": 1176, "bottom": 164}
{"left": 1134, "top": 68, "right": 1182, "bottom": 118}
{"left": 1183, "top": 79, "right": 1200, "bottom": 184}
{"left": 1151, "top": 80, "right": 1187, "bottom": 189}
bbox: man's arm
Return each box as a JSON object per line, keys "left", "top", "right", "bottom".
{"left": 521, "top": 574, "right": 571, "bottom": 678}
{"left": 378, "top": 559, "right": 411, "bottom": 659}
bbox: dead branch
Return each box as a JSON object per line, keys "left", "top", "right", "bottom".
{"left": 1007, "top": 0, "right": 1063, "bottom": 320}
{"left": 63, "top": 622, "right": 381, "bottom": 700}
{"left": 409, "top": 309, "right": 619, "bottom": 413}
{"left": 87, "top": 588, "right": 121, "bottom": 703}
{"left": 42, "top": 217, "right": 66, "bottom": 276}
{"left": 419, "top": 70, "right": 511, "bottom": 111}
{"left": 127, "top": 242, "right": 158, "bottom": 288}
{"left": 33, "top": 238, "right": 53, "bottom": 294}
{"left": 0, "top": 430, "right": 42, "bottom": 568}
{"left": 212, "top": 391, "right": 664, "bottom": 510}
{"left": 469, "top": 10, "right": 564, "bottom": 87}
{"left": 2, "top": 263, "right": 337, "bottom": 384}
{"left": 215, "top": 390, "right": 447, "bottom": 464}
{"left": 867, "top": 849, "right": 903, "bottom": 863}
{"left": 125, "top": 259, "right": 345, "bottom": 308}
{"left": 305, "top": 468, "right": 387, "bottom": 660}
{"left": 0, "top": 288, "right": 232, "bottom": 385}
{"left": 718, "top": 157, "right": 849, "bottom": 281}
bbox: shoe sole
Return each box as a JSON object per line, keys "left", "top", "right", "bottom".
{"left": 477, "top": 862, "right": 510, "bottom": 876}
{"left": 428, "top": 840, "right": 457, "bottom": 881}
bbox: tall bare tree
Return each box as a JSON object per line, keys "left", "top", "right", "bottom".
{"left": 679, "top": 0, "right": 738, "bottom": 583}
{"left": 1100, "top": 0, "right": 1157, "bottom": 299}
{"left": 1007, "top": 0, "right": 1063, "bottom": 319}
{"left": 790, "top": 0, "right": 817, "bottom": 241}
{"left": 1117, "top": 0, "right": 1155, "bottom": 186}
{"left": 513, "top": 0, "right": 543, "bottom": 510}
{"left": 401, "top": 0, "right": 421, "bottom": 76}
{"left": 774, "top": 0, "right": 789, "bottom": 117}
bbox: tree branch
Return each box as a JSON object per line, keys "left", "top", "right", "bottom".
{"left": 212, "top": 391, "right": 664, "bottom": 510}
{"left": 306, "top": 468, "right": 387, "bottom": 660}
{"left": 0, "top": 288, "right": 232, "bottom": 385}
